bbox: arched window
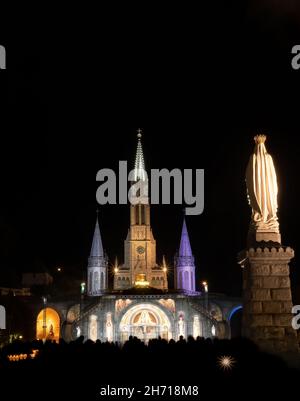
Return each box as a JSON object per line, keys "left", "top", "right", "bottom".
{"left": 88, "top": 272, "right": 92, "bottom": 293}
{"left": 94, "top": 272, "right": 99, "bottom": 292}
{"left": 89, "top": 315, "right": 98, "bottom": 342}
{"left": 184, "top": 271, "right": 189, "bottom": 290}
{"left": 101, "top": 272, "right": 104, "bottom": 289}
{"left": 190, "top": 272, "right": 194, "bottom": 291}
{"left": 193, "top": 315, "right": 201, "bottom": 339}
{"left": 178, "top": 271, "right": 182, "bottom": 289}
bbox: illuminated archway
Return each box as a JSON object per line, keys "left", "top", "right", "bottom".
{"left": 228, "top": 305, "right": 243, "bottom": 321}
{"left": 229, "top": 305, "right": 243, "bottom": 338}
{"left": 89, "top": 314, "right": 98, "bottom": 342}
{"left": 36, "top": 308, "right": 60, "bottom": 342}
{"left": 119, "top": 303, "right": 172, "bottom": 343}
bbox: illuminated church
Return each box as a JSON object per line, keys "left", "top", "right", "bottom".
{"left": 37, "top": 135, "right": 241, "bottom": 343}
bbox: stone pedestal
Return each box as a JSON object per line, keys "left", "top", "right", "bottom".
{"left": 247, "top": 229, "right": 281, "bottom": 247}
{"left": 240, "top": 246, "right": 299, "bottom": 353}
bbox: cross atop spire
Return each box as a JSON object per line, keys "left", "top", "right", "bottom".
{"left": 134, "top": 129, "right": 146, "bottom": 181}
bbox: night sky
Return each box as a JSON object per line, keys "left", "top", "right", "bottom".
{"left": 1, "top": 2, "right": 300, "bottom": 298}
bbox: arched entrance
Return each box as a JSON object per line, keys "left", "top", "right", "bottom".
{"left": 119, "top": 303, "right": 172, "bottom": 343}
{"left": 229, "top": 305, "right": 243, "bottom": 338}
{"left": 36, "top": 308, "right": 60, "bottom": 342}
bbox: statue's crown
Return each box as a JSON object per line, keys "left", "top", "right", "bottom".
{"left": 254, "top": 134, "right": 266, "bottom": 144}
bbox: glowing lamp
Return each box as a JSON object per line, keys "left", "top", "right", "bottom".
{"left": 217, "top": 355, "right": 236, "bottom": 370}
{"left": 202, "top": 281, "right": 208, "bottom": 293}
{"left": 135, "top": 273, "right": 149, "bottom": 288}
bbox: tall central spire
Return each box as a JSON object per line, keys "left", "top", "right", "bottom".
{"left": 134, "top": 129, "right": 146, "bottom": 181}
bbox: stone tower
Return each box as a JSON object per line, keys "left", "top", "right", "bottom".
{"left": 174, "top": 217, "right": 196, "bottom": 292}
{"left": 114, "top": 130, "right": 168, "bottom": 290}
{"left": 239, "top": 135, "right": 298, "bottom": 353}
{"left": 87, "top": 216, "right": 108, "bottom": 296}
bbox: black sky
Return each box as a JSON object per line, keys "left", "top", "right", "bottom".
{"left": 0, "top": 2, "right": 300, "bottom": 297}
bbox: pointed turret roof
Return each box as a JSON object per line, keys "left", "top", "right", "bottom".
{"left": 134, "top": 129, "right": 146, "bottom": 181}
{"left": 179, "top": 218, "right": 193, "bottom": 257}
{"left": 162, "top": 255, "right": 167, "bottom": 268}
{"left": 90, "top": 217, "right": 104, "bottom": 257}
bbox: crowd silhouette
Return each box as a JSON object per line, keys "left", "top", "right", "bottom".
{"left": 0, "top": 335, "right": 299, "bottom": 399}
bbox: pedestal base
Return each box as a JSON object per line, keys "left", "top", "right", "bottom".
{"left": 255, "top": 231, "right": 281, "bottom": 243}
{"left": 247, "top": 230, "right": 281, "bottom": 247}
{"left": 240, "top": 246, "right": 299, "bottom": 354}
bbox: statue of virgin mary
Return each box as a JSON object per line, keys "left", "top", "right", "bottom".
{"left": 246, "top": 135, "right": 280, "bottom": 242}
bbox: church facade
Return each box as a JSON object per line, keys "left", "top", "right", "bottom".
{"left": 38, "top": 135, "right": 241, "bottom": 343}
